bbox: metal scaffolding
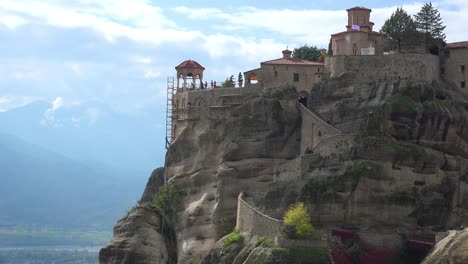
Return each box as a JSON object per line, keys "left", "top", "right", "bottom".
{"left": 165, "top": 76, "right": 175, "bottom": 149}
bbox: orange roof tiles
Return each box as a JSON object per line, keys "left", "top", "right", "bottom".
{"left": 175, "top": 60, "right": 205, "bottom": 70}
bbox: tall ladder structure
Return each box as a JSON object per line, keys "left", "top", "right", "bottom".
{"left": 165, "top": 76, "right": 175, "bottom": 149}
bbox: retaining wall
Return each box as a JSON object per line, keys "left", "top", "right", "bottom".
{"left": 236, "top": 192, "right": 282, "bottom": 237}
{"left": 313, "top": 134, "right": 355, "bottom": 157}
{"left": 325, "top": 54, "right": 440, "bottom": 82}
{"left": 172, "top": 86, "right": 263, "bottom": 138}
{"left": 299, "top": 103, "right": 342, "bottom": 154}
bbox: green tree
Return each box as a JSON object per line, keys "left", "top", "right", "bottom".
{"left": 292, "top": 44, "right": 321, "bottom": 61}
{"left": 153, "top": 185, "right": 180, "bottom": 224}
{"left": 380, "top": 7, "right": 417, "bottom": 51}
{"left": 328, "top": 38, "right": 333, "bottom": 56}
{"left": 238, "top": 72, "right": 243, "bottom": 86}
{"left": 222, "top": 75, "right": 235, "bottom": 88}
{"left": 283, "top": 202, "right": 314, "bottom": 238}
{"left": 414, "top": 2, "right": 446, "bottom": 53}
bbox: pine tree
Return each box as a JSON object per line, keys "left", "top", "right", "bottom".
{"left": 380, "top": 7, "right": 417, "bottom": 51}
{"left": 414, "top": 2, "right": 446, "bottom": 53}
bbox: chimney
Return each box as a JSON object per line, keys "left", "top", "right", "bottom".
{"left": 282, "top": 49, "right": 292, "bottom": 59}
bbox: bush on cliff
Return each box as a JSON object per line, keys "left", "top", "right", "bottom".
{"left": 223, "top": 231, "right": 244, "bottom": 248}
{"left": 283, "top": 202, "right": 314, "bottom": 239}
{"left": 152, "top": 185, "right": 180, "bottom": 224}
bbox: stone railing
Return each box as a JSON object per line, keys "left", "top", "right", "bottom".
{"left": 236, "top": 192, "right": 282, "bottom": 237}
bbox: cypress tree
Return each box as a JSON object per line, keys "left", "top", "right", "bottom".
{"left": 414, "top": 2, "right": 446, "bottom": 53}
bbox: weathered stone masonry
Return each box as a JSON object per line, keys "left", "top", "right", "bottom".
{"left": 236, "top": 192, "right": 282, "bottom": 237}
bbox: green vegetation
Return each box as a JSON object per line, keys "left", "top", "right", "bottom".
{"left": 345, "top": 241, "right": 362, "bottom": 262}
{"left": 387, "top": 139, "right": 423, "bottom": 157}
{"left": 0, "top": 250, "right": 98, "bottom": 264}
{"left": 272, "top": 247, "right": 290, "bottom": 255}
{"left": 152, "top": 185, "right": 181, "bottom": 224}
{"left": 256, "top": 236, "right": 273, "bottom": 247}
{"left": 386, "top": 93, "right": 421, "bottom": 111}
{"left": 292, "top": 44, "right": 321, "bottom": 61}
{"left": 272, "top": 247, "right": 329, "bottom": 264}
{"left": 380, "top": 7, "right": 418, "bottom": 51}
{"left": 222, "top": 75, "right": 235, "bottom": 88}
{"left": 423, "top": 99, "right": 462, "bottom": 113}
{"left": 223, "top": 231, "right": 244, "bottom": 248}
{"left": 0, "top": 228, "right": 111, "bottom": 247}
{"left": 238, "top": 72, "right": 243, "bottom": 86}
{"left": 414, "top": 2, "right": 446, "bottom": 53}
{"left": 283, "top": 202, "right": 314, "bottom": 239}
{"left": 351, "top": 159, "right": 383, "bottom": 180}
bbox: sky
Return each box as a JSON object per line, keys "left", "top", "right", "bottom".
{"left": 0, "top": 0, "right": 467, "bottom": 113}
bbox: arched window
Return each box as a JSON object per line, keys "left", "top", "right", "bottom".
{"left": 274, "top": 71, "right": 278, "bottom": 77}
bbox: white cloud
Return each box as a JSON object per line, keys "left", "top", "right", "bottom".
{"left": 0, "top": 96, "right": 42, "bottom": 112}
{"left": 42, "top": 97, "right": 64, "bottom": 126}
{"left": 0, "top": 15, "right": 28, "bottom": 29}
{"left": 0, "top": 0, "right": 200, "bottom": 45}
{"left": 51, "top": 97, "right": 63, "bottom": 111}
{"left": 175, "top": 1, "right": 468, "bottom": 46}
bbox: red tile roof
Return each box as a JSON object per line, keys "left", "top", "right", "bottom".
{"left": 175, "top": 60, "right": 205, "bottom": 70}
{"left": 261, "top": 58, "right": 324, "bottom": 66}
{"left": 347, "top": 6, "right": 372, "bottom": 12}
{"left": 444, "top": 41, "right": 468, "bottom": 49}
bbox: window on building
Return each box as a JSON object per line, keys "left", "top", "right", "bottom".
{"left": 462, "top": 81, "right": 466, "bottom": 88}
{"left": 462, "top": 65, "right": 465, "bottom": 72}
{"left": 441, "top": 67, "right": 445, "bottom": 74}
{"left": 293, "top": 73, "right": 299, "bottom": 82}
{"left": 317, "top": 68, "right": 320, "bottom": 72}
{"left": 274, "top": 71, "right": 278, "bottom": 77}
{"left": 444, "top": 50, "right": 450, "bottom": 57}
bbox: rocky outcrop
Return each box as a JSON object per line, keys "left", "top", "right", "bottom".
{"left": 99, "top": 205, "right": 169, "bottom": 264}
{"left": 102, "top": 72, "right": 468, "bottom": 263}
{"left": 100, "top": 168, "right": 177, "bottom": 264}
{"left": 423, "top": 229, "right": 468, "bottom": 264}
{"left": 166, "top": 87, "right": 303, "bottom": 263}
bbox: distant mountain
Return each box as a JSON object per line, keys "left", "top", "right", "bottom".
{"left": 0, "top": 132, "right": 144, "bottom": 229}
{"left": 0, "top": 100, "right": 166, "bottom": 172}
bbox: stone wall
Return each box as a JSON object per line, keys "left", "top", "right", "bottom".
{"left": 325, "top": 54, "right": 440, "bottom": 82}
{"left": 236, "top": 192, "right": 282, "bottom": 237}
{"left": 298, "top": 103, "right": 342, "bottom": 154}
{"left": 313, "top": 134, "right": 355, "bottom": 157}
{"left": 259, "top": 64, "right": 324, "bottom": 94}
{"left": 440, "top": 47, "right": 468, "bottom": 89}
{"left": 172, "top": 86, "right": 263, "bottom": 138}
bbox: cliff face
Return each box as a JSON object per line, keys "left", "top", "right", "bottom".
{"left": 100, "top": 72, "right": 468, "bottom": 263}
{"left": 166, "top": 88, "right": 302, "bottom": 263}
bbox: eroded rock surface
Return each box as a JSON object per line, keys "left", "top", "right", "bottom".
{"left": 101, "top": 75, "right": 468, "bottom": 263}
{"left": 99, "top": 205, "right": 169, "bottom": 264}
{"left": 423, "top": 229, "right": 468, "bottom": 264}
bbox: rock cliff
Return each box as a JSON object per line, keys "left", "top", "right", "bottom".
{"left": 100, "top": 72, "right": 468, "bottom": 263}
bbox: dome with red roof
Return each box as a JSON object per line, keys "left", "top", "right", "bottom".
{"left": 175, "top": 60, "right": 205, "bottom": 70}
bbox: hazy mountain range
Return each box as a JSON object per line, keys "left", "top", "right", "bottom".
{"left": 0, "top": 101, "right": 165, "bottom": 229}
